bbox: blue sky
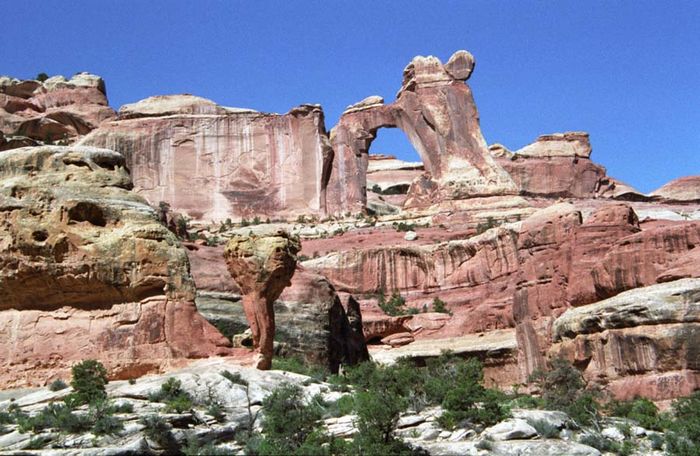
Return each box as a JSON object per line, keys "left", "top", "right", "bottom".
{"left": 4, "top": 1, "right": 699, "bottom": 192}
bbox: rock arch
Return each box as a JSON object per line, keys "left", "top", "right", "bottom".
{"left": 324, "top": 50, "right": 516, "bottom": 214}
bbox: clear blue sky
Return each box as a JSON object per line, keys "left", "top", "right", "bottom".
{"left": 4, "top": 1, "right": 699, "bottom": 192}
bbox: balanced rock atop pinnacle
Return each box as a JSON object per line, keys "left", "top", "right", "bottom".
{"left": 224, "top": 230, "right": 301, "bottom": 370}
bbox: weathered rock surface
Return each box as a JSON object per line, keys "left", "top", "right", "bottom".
{"left": 650, "top": 175, "right": 700, "bottom": 201}
{"left": 0, "top": 73, "right": 115, "bottom": 146}
{"left": 80, "top": 98, "right": 333, "bottom": 221}
{"left": 494, "top": 132, "right": 608, "bottom": 198}
{"left": 327, "top": 50, "right": 517, "bottom": 214}
{"left": 223, "top": 230, "right": 300, "bottom": 369}
{"left": 0, "top": 146, "right": 230, "bottom": 388}
{"left": 550, "top": 279, "right": 700, "bottom": 400}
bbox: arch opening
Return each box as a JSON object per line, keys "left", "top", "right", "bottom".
{"left": 365, "top": 127, "right": 424, "bottom": 214}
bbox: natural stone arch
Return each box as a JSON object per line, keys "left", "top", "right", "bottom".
{"left": 325, "top": 50, "right": 517, "bottom": 214}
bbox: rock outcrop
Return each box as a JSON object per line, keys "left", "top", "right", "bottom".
{"left": 550, "top": 279, "right": 700, "bottom": 400}
{"left": 189, "top": 243, "right": 369, "bottom": 372}
{"left": 326, "top": 50, "right": 517, "bottom": 214}
{"left": 80, "top": 96, "right": 333, "bottom": 221}
{"left": 650, "top": 175, "right": 700, "bottom": 201}
{"left": 223, "top": 230, "right": 301, "bottom": 369}
{"left": 493, "top": 132, "right": 608, "bottom": 198}
{"left": 0, "top": 146, "right": 230, "bottom": 388}
{"left": 0, "top": 74, "right": 115, "bottom": 147}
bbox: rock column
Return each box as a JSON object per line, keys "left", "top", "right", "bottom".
{"left": 223, "top": 230, "right": 301, "bottom": 369}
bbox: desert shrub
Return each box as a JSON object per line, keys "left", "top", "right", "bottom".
{"left": 529, "top": 358, "right": 599, "bottom": 426}
{"left": 608, "top": 397, "right": 667, "bottom": 431}
{"left": 111, "top": 402, "right": 134, "bottom": 414}
{"left": 531, "top": 419, "right": 560, "bottom": 438}
{"left": 182, "top": 436, "right": 231, "bottom": 456}
{"left": 19, "top": 402, "right": 91, "bottom": 434}
{"left": 36, "top": 72, "right": 49, "bottom": 82}
{"left": 431, "top": 297, "right": 451, "bottom": 314}
{"left": 579, "top": 433, "right": 621, "bottom": 453}
{"left": 394, "top": 222, "right": 416, "bottom": 232}
{"left": 378, "top": 290, "right": 407, "bottom": 316}
{"left": 254, "top": 383, "right": 325, "bottom": 455}
{"left": 271, "top": 356, "right": 328, "bottom": 381}
{"left": 371, "top": 184, "right": 382, "bottom": 194}
{"left": 148, "top": 377, "right": 193, "bottom": 413}
{"left": 49, "top": 379, "right": 68, "bottom": 392}
{"left": 69, "top": 359, "right": 108, "bottom": 406}
{"left": 665, "top": 390, "right": 700, "bottom": 455}
{"left": 140, "top": 414, "right": 177, "bottom": 450}
{"left": 475, "top": 435, "right": 494, "bottom": 450}
{"left": 649, "top": 432, "right": 664, "bottom": 450}
{"left": 88, "top": 399, "right": 125, "bottom": 435}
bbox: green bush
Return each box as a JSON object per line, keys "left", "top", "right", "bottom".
{"left": 256, "top": 383, "right": 324, "bottom": 455}
{"left": 529, "top": 358, "right": 599, "bottom": 426}
{"left": 378, "top": 290, "right": 407, "bottom": 316}
{"left": 431, "top": 297, "right": 451, "bottom": 314}
{"left": 579, "top": 433, "right": 622, "bottom": 453}
{"left": 608, "top": 397, "right": 667, "bottom": 431}
{"left": 148, "top": 377, "right": 193, "bottom": 413}
{"left": 665, "top": 390, "right": 700, "bottom": 455}
{"left": 36, "top": 72, "right": 49, "bottom": 82}
{"left": 69, "top": 360, "right": 108, "bottom": 406}
{"left": 18, "top": 402, "right": 91, "bottom": 434}
{"left": 531, "top": 419, "right": 560, "bottom": 438}
{"left": 139, "top": 414, "right": 177, "bottom": 450}
{"left": 49, "top": 379, "right": 68, "bottom": 392}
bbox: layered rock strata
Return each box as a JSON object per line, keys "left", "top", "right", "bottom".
{"left": 550, "top": 279, "right": 700, "bottom": 400}
{"left": 0, "top": 146, "right": 230, "bottom": 387}
{"left": 0, "top": 73, "right": 115, "bottom": 146}
{"left": 80, "top": 96, "right": 333, "bottom": 221}
{"left": 223, "top": 230, "right": 301, "bottom": 369}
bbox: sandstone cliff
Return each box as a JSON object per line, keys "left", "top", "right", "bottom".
{"left": 0, "top": 146, "right": 231, "bottom": 387}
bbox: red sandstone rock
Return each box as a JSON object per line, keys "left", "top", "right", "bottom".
{"left": 649, "top": 175, "right": 700, "bottom": 201}
{"left": 0, "top": 146, "right": 230, "bottom": 388}
{"left": 0, "top": 73, "right": 115, "bottom": 145}
{"left": 550, "top": 279, "right": 700, "bottom": 400}
{"left": 80, "top": 97, "right": 333, "bottom": 221}
{"left": 223, "top": 231, "right": 300, "bottom": 369}
{"left": 326, "top": 50, "right": 517, "bottom": 214}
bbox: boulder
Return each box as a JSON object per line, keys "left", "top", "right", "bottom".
{"left": 224, "top": 231, "right": 301, "bottom": 369}
{"left": 484, "top": 418, "right": 538, "bottom": 440}
{"left": 0, "top": 146, "right": 231, "bottom": 388}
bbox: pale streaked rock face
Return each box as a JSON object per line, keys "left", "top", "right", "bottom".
{"left": 80, "top": 101, "right": 333, "bottom": 221}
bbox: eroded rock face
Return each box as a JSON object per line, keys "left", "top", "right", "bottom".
{"left": 80, "top": 97, "right": 333, "bottom": 221}
{"left": 650, "top": 175, "right": 700, "bottom": 202}
{"left": 326, "top": 50, "right": 517, "bottom": 214}
{"left": 493, "top": 132, "right": 608, "bottom": 198}
{"left": 187, "top": 243, "right": 369, "bottom": 372}
{"left": 550, "top": 279, "right": 700, "bottom": 400}
{"left": 0, "top": 146, "right": 230, "bottom": 388}
{"left": 223, "top": 231, "right": 300, "bottom": 369}
{"left": 0, "top": 74, "right": 115, "bottom": 147}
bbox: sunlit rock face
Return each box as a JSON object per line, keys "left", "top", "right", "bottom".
{"left": 327, "top": 50, "right": 517, "bottom": 214}
{"left": 493, "top": 132, "right": 608, "bottom": 198}
{"left": 550, "top": 278, "right": 700, "bottom": 401}
{"left": 223, "top": 230, "right": 300, "bottom": 369}
{"left": 0, "top": 73, "right": 116, "bottom": 149}
{"left": 0, "top": 146, "right": 231, "bottom": 388}
{"left": 80, "top": 97, "right": 333, "bottom": 221}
